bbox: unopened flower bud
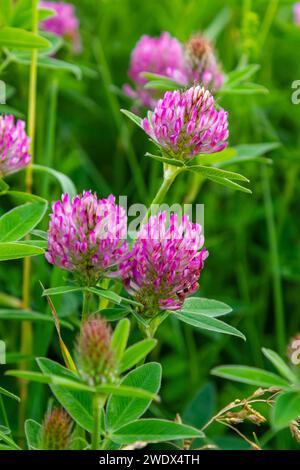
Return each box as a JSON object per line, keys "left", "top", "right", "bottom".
{"left": 75, "top": 315, "right": 117, "bottom": 386}
{"left": 40, "top": 407, "right": 73, "bottom": 450}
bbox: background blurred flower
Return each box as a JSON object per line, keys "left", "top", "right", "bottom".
{"left": 185, "top": 34, "right": 224, "bottom": 91}
{"left": 39, "top": 1, "right": 81, "bottom": 53}
{"left": 142, "top": 85, "right": 229, "bottom": 160}
{"left": 124, "top": 32, "right": 188, "bottom": 108}
{"left": 120, "top": 212, "right": 208, "bottom": 315}
{"left": 294, "top": 3, "right": 300, "bottom": 25}
{"left": 45, "top": 192, "right": 127, "bottom": 285}
{"left": 40, "top": 407, "right": 73, "bottom": 450}
{"left": 75, "top": 315, "right": 117, "bottom": 385}
{"left": 0, "top": 114, "right": 31, "bottom": 177}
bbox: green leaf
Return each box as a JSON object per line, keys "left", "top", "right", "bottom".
{"left": 98, "top": 307, "right": 129, "bottom": 322}
{"left": 205, "top": 174, "right": 252, "bottom": 194}
{"left": 193, "top": 147, "right": 237, "bottom": 166}
{"left": 0, "top": 309, "right": 73, "bottom": 329}
{"left": 95, "top": 384, "right": 159, "bottom": 401}
{"left": 42, "top": 285, "right": 82, "bottom": 296}
{"left": 37, "top": 358, "right": 94, "bottom": 432}
{"left": 272, "top": 391, "right": 300, "bottom": 430}
{"left": 0, "top": 386, "right": 20, "bottom": 402}
{"left": 262, "top": 348, "right": 297, "bottom": 384}
{"left": 30, "top": 229, "right": 47, "bottom": 240}
{"left": 183, "top": 382, "right": 216, "bottom": 428}
{"left": 146, "top": 153, "right": 184, "bottom": 167}
{"left": 111, "top": 419, "right": 204, "bottom": 444}
{"left": 6, "top": 370, "right": 94, "bottom": 392}
{"left": 25, "top": 419, "right": 41, "bottom": 450}
{"left": 0, "top": 26, "right": 50, "bottom": 49}
{"left": 0, "top": 0, "right": 12, "bottom": 26}
{"left": 0, "top": 242, "right": 44, "bottom": 260}
{"left": 107, "top": 363, "right": 161, "bottom": 431}
{"left": 120, "top": 109, "right": 142, "bottom": 129}
{"left": 204, "top": 6, "right": 231, "bottom": 40}
{"left": 221, "top": 82, "right": 268, "bottom": 95}
{"left": 32, "top": 165, "right": 77, "bottom": 199}
{"left": 186, "top": 165, "right": 249, "bottom": 182}
{"left": 180, "top": 297, "right": 232, "bottom": 318}
{"left": 111, "top": 318, "right": 130, "bottom": 361}
{"left": 0, "top": 428, "right": 20, "bottom": 450}
{"left": 87, "top": 287, "right": 122, "bottom": 305}
{"left": 120, "top": 339, "right": 157, "bottom": 373}
{"left": 144, "top": 80, "right": 180, "bottom": 91}
{"left": 211, "top": 365, "right": 290, "bottom": 389}
{"left": 11, "top": 54, "right": 82, "bottom": 79}
{"left": 218, "top": 142, "right": 279, "bottom": 168}
{"left": 225, "top": 64, "right": 260, "bottom": 87}
{"left": 0, "top": 202, "right": 47, "bottom": 242}
{"left": 0, "top": 178, "right": 9, "bottom": 194}
{"left": 175, "top": 311, "right": 245, "bottom": 340}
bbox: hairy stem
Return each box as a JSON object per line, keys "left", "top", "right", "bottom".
{"left": 82, "top": 290, "right": 92, "bottom": 322}
{"left": 91, "top": 395, "right": 104, "bottom": 450}
{"left": 140, "top": 164, "right": 182, "bottom": 226}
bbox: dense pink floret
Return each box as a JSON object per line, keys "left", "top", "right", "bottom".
{"left": 0, "top": 115, "right": 31, "bottom": 177}
{"left": 120, "top": 212, "right": 208, "bottom": 314}
{"left": 142, "top": 85, "right": 229, "bottom": 160}
{"left": 45, "top": 192, "right": 127, "bottom": 284}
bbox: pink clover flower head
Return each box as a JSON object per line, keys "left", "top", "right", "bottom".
{"left": 142, "top": 85, "right": 229, "bottom": 160}
{"left": 120, "top": 211, "right": 208, "bottom": 315}
{"left": 45, "top": 192, "right": 127, "bottom": 285}
{"left": 0, "top": 115, "right": 31, "bottom": 177}
{"left": 39, "top": 1, "right": 81, "bottom": 53}
{"left": 124, "top": 32, "right": 189, "bottom": 108}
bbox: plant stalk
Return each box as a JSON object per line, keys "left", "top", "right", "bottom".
{"left": 19, "top": 0, "right": 39, "bottom": 432}
{"left": 140, "top": 164, "right": 182, "bottom": 226}
{"left": 91, "top": 394, "right": 104, "bottom": 450}
{"left": 82, "top": 290, "right": 92, "bottom": 322}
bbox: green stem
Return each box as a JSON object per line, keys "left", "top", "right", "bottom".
{"left": 19, "top": 0, "right": 39, "bottom": 433}
{"left": 91, "top": 394, "right": 104, "bottom": 450}
{"left": 258, "top": 0, "right": 279, "bottom": 49}
{"left": 41, "top": 78, "right": 58, "bottom": 198}
{"left": 0, "top": 394, "right": 9, "bottom": 429}
{"left": 262, "top": 166, "right": 285, "bottom": 355}
{"left": 140, "top": 164, "right": 182, "bottom": 226}
{"left": 82, "top": 290, "right": 92, "bottom": 322}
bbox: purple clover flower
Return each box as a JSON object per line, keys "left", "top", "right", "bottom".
{"left": 39, "top": 1, "right": 81, "bottom": 53}
{"left": 0, "top": 115, "right": 31, "bottom": 177}
{"left": 142, "top": 85, "right": 229, "bottom": 160}
{"left": 294, "top": 3, "right": 300, "bottom": 24}
{"left": 45, "top": 192, "right": 127, "bottom": 285}
{"left": 120, "top": 212, "right": 208, "bottom": 315}
{"left": 124, "top": 32, "right": 189, "bottom": 108}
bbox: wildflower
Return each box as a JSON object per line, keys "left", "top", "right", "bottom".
{"left": 45, "top": 192, "right": 127, "bottom": 285}
{"left": 294, "top": 3, "right": 300, "bottom": 25}
{"left": 75, "top": 315, "right": 117, "bottom": 386}
{"left": 0, "top": 115, "right": 31, "bottom": 177}
{"left": 124, "top": 32, "right": 188, "bottom": 108}
{"left": 142, "top": 85, "right": 229, "bottom": 161}
{"left": 39, "top": 1, "right": 81, "bottom": 52}
{"left": 40, "top": 407, "right": 73, "bottom": 450}
{"left": 185, "top": 34, "right": 224, "bottom": 91}
{"left": 120, "top": 212, "right": 208, "bottom": 315}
